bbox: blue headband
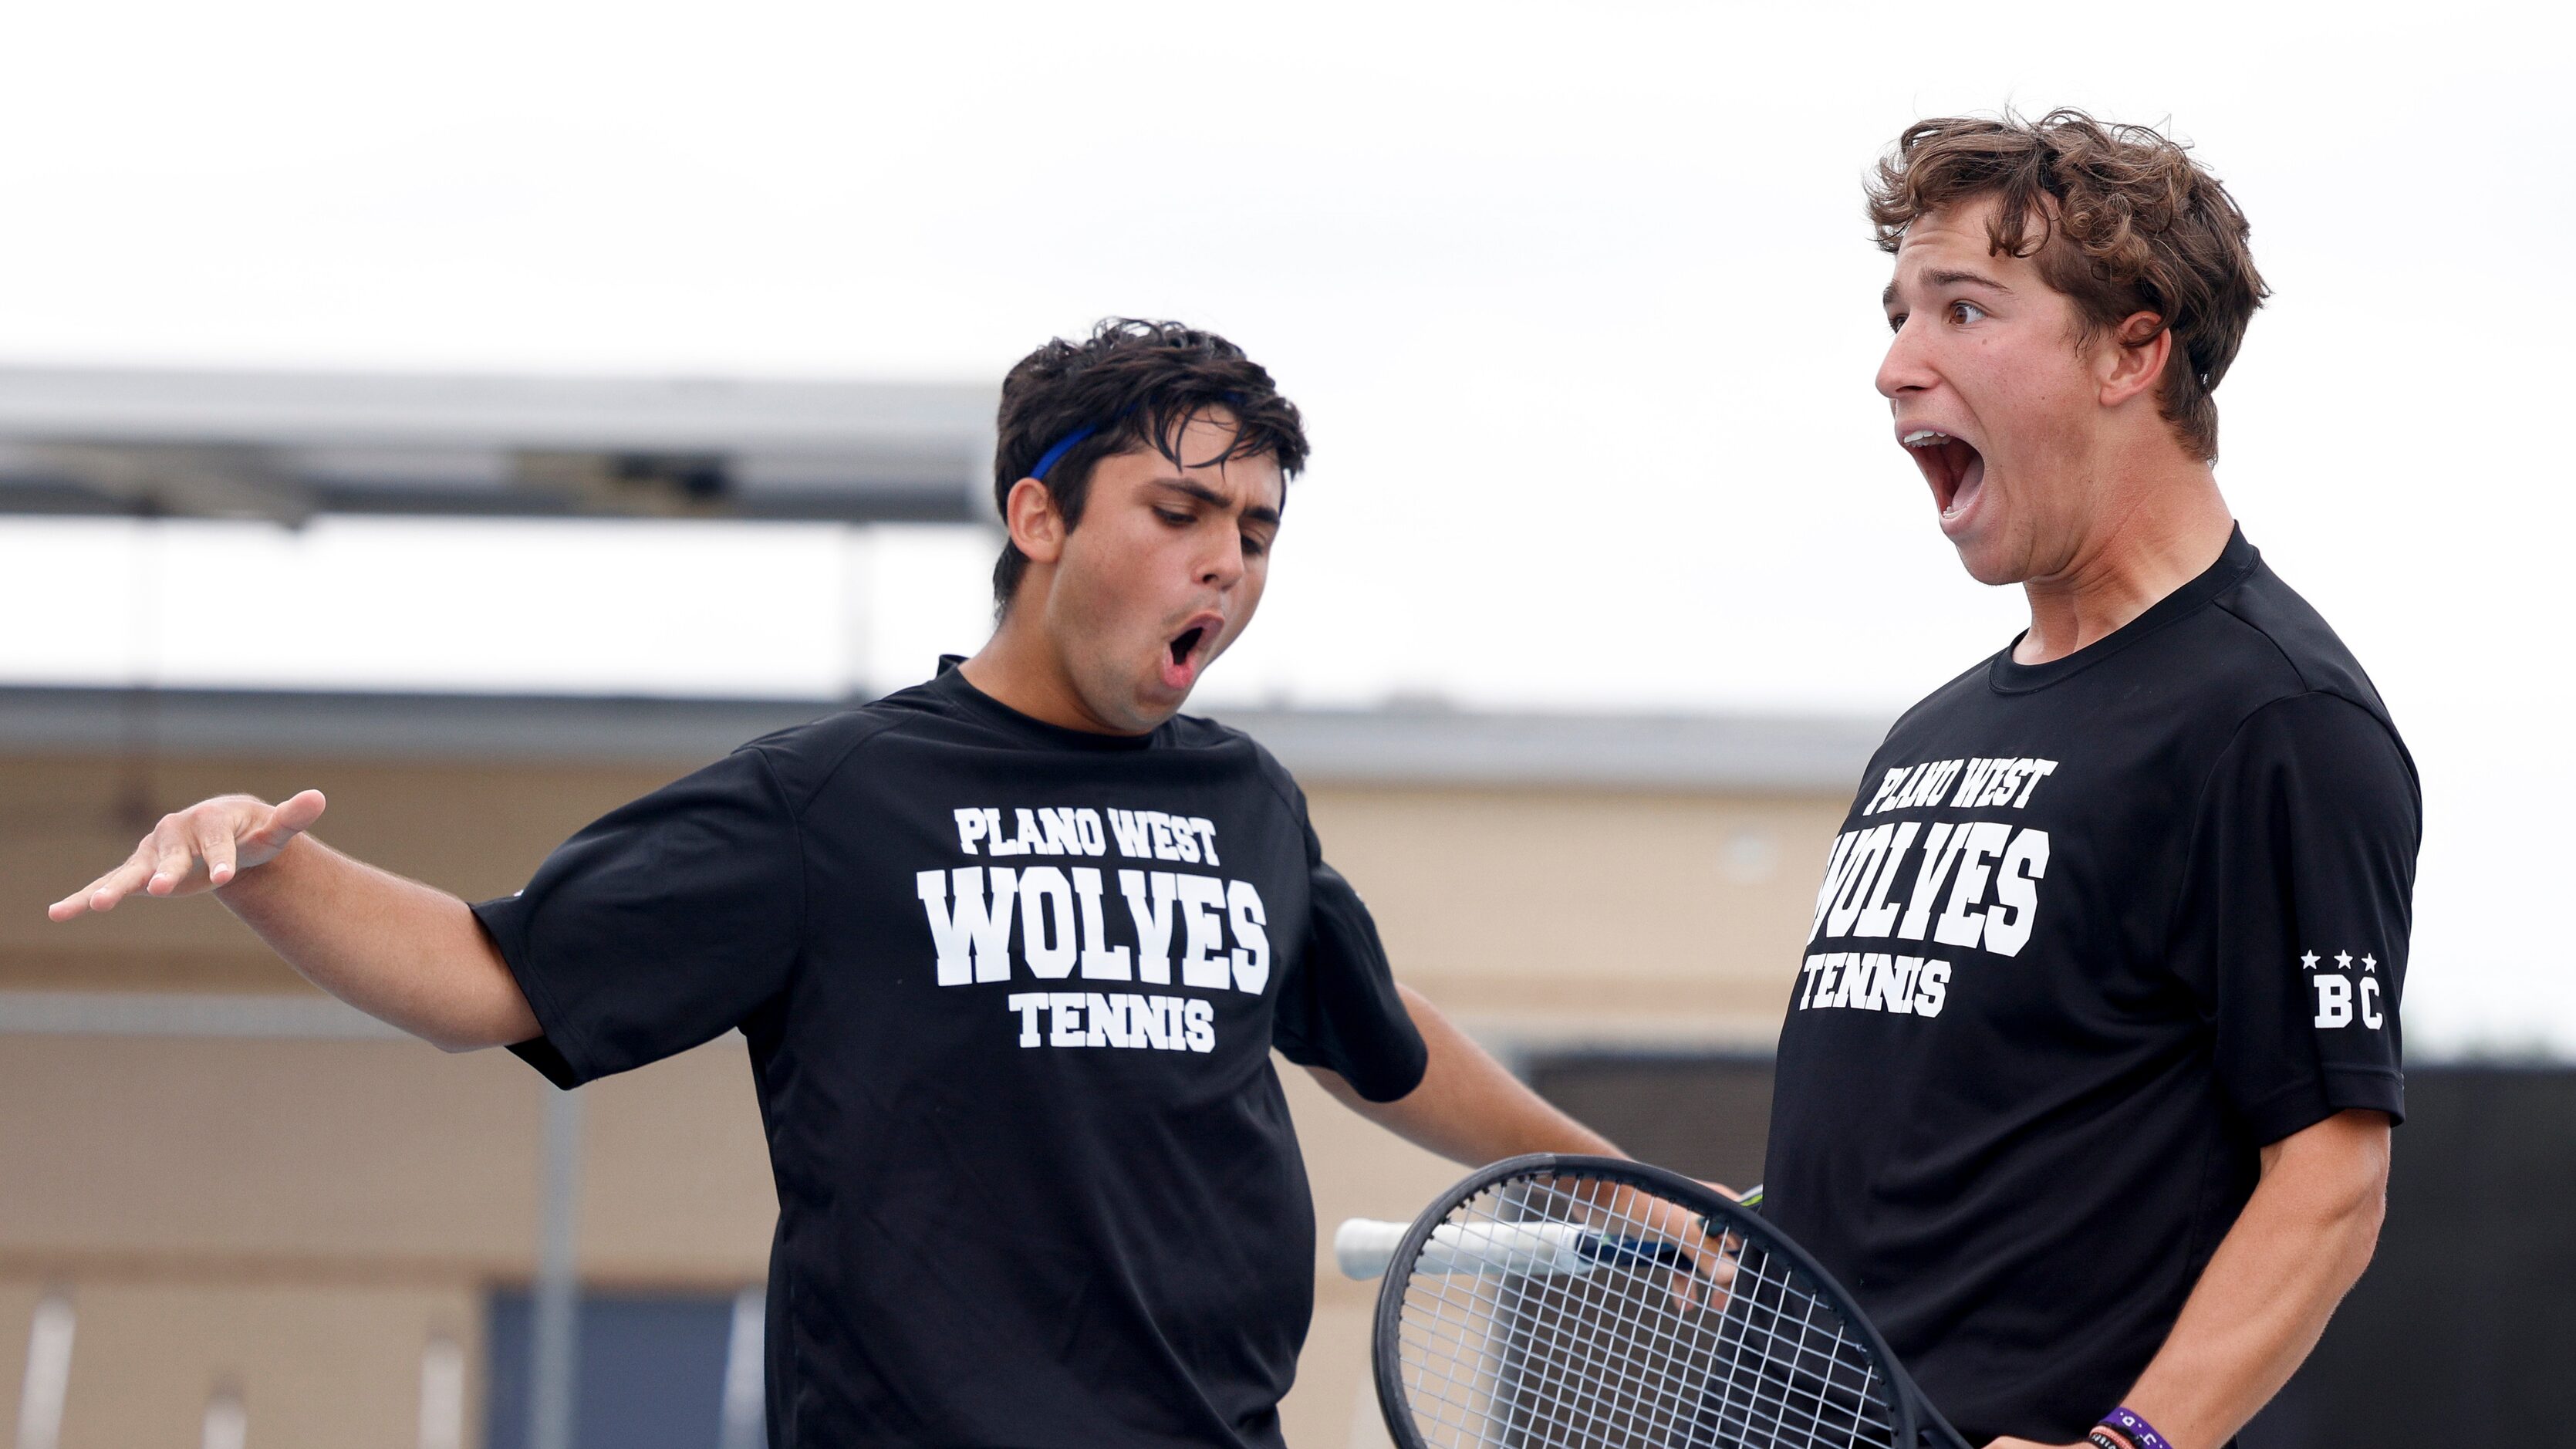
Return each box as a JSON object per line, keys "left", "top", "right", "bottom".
{"left": 1028, "top": 424, "right": 1098, "bottom": 482}
{"left": 1027, "top": 394, "right": 1251, "bottom": 483}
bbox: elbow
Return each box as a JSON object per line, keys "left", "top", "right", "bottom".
{"left": 2336, "top": 1177, "right": 2387, "bottom": 1278}
{"left": 2265, "top": 1110, "right": 2391, "bottom": 1279}
{"left": 2335, "top": 1182, "right": 2388, "bottom": 1294}
{"left": 2348, "top": 1160, "right": 2389, "bottom": 1251}
{"left": 424, "top": 1022, "right": 510, "bottom": 1055}
{"left": 420, "top": 997, "right": 540, "bottom": 1056}
{"left": 2311, "top": 1120, "right": 2392, "bottom": 1275}
{"left": 427, "top": 963, "right": 544, "bottom": 1056}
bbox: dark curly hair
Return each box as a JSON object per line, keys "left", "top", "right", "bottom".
{"left": 1867, "top": 110, "right": 2269, "bottom": 461}
{"left": 989, "top": 319, "right": 1308, "bottom": 611}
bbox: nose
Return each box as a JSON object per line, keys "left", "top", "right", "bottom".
{"left": 1875, "top": 315, "right": 1934, "bottom": 401}
{"left": 1199, "top": 532, "right": 1245, "bottom": 592}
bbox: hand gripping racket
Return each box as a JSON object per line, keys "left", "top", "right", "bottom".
{"left": 1338, "top": 1153, "right": 1970, "bottom": 1449}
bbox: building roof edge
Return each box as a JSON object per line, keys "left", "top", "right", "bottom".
{"left": 0, "top": 686, "right": 1884, "bottom": 793}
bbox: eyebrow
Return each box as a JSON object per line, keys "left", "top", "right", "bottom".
{"left": 1153, "top": 477, "right": 1281, "bottom": 526}
{"left": 1883, "top": 268, "right": 2015, "bottom": 308}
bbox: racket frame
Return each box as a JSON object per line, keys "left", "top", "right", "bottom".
{"left": 1369, "top": 1152, "right": 1968, "bottom": 1449}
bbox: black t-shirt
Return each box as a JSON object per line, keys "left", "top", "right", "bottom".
{"left": 471, "top": 662, "right": 1428, "bottom": 1449}
{"left": 1763, "top": 528, "right": 2419, "bottom": 1444}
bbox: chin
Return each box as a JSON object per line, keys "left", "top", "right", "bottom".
{"left": 1103, "top": 677, "right": 1189, "bottom": 732}
{"left": 1946, "top": 526, "right": 2034, "bottom": 587}
{"left": 1953, "top": 545, "right": 2025, "bottom": 587}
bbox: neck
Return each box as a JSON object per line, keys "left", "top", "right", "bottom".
{"left": 2015, "top": 455, "right": 2234, "bottom": 666}
{"left": 958, "top": 604, "right": 1142, "bottom": 736}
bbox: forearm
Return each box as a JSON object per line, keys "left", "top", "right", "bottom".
{"left": 1308, "top": 983, "right": 1619, "bottom": 1167}
{"left": 217, "top": 834, "right": 539, "bottom": 1052}
{"left": 2114, "top": 1111, "right": 2389, "bottom": 1449}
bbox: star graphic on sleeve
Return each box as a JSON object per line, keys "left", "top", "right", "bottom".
{"left": 2301, "top": 951, "right": 2320, "bottom": 970}
{"left": 2335, "top": 951, "right": 2355, "bottom": 971}
{"left": 2362, "top": 954, "right": 2378, "bottom": 972}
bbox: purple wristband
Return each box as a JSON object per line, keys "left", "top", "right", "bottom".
{"left": 2101, "top": 1407, "right": 2172, "bottom": 1449}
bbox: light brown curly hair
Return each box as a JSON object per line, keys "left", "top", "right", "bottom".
{"left": 1867, "top": 110, "right": 2269, "bottom": 461}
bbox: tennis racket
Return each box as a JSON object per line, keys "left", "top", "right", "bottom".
{"left": 1339, "top": 1153, "right": 1970, "bottom": 1449}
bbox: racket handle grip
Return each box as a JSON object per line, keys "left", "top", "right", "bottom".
{"left": 1336, "top": 1218, "right": 1599, "bottom": 1279}
{"left": 1335, "top": 1218, "right": 1410, "bottom": 1280}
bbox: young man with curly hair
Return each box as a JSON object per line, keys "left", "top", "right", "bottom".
{"left": 1764, "top": 113, "right": 2418, "bottom": 1449}
{"left": 49, "top": 320, "right": 1639, "bottom": 1447}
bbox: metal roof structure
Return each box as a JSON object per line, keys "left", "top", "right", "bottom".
{"left": 0, "top": 685, "right": 1886, "bottom": 794}
{"left": 0, "top": 365, "right": 998, "bottom": 525}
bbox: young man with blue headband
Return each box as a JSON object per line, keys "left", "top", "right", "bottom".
{"left": 49, "top": 318, "right": 1632, "bottom": 1447}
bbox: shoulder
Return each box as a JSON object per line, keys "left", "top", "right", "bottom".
{"left": 1882, "top": 650, "right": 2004, "bottom": 742}
{"left": 2214, "top": 688, "right": 2422, "bottom": 818}
{"left": 2170, "top": 552, "right": 2417, "bottom": 799}
{"left": 2208, "top": 556, "right": 2402, "bottom": 732}
{"left": 1166, "top": 709, "right": 1309, "bottom": 814}
{"left": 2199, "top": 559, "right": 2416, "bottom": 791}
{"left": 732, "top": 686, "right": 951, "bottom": 813}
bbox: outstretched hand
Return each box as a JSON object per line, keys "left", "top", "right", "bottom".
{"left": 47, "top": 790, "right": 328, "bottom": 920}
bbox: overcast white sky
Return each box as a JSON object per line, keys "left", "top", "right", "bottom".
{"left": 2, "top": 0, "right": 2567, "bottom": 1051}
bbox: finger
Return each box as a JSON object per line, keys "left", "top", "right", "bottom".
{"left": 47, "top": 862, "right": 125, "bottom": 919}
{"left": 76, "top": 851, "right": 159, "bottom": 915}
{"left": 275, "top": 789, "right": 326, "bottom": 831}
{"left": 195, "top": 816, "right": 240, "bottom": 888}
{"left": 147, "top": 822, "right": 198, "bottom": 895}
{"left": 46, "top": 880, "right": 103, "bottom": 920}
{"left": 241, "top": 789, "right": 327, "bottom": 854}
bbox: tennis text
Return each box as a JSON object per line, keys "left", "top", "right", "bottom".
{"left": 1003, "top": 992, "right": 1217, "bottom": 1052}
{"left": 1794, "top": 951, "right": 1950, "bottom": 1017}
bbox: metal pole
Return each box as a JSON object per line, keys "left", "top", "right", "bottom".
{"left": 529, "top": 1085, "right": 582, "bottom": 1449}
{"left": 417, "top": 1333, "right": 465, "bottom": 1449}
{"left": 200, "top": 1381, "right": 245, "bottom": 1449}
{"left": 12, "top": 1291, "right": 74, "bottom": 1449}
{"left": 717, "top": 1287, "right": 765, "bottom": 1449}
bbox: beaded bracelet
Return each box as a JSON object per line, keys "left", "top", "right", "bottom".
{"left": 2100, "top": 1406, "right": 2172, "bottom": 1449}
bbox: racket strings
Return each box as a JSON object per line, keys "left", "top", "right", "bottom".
{"left": 1394, "top": 1175, "right": 1899, "bottom": 1449}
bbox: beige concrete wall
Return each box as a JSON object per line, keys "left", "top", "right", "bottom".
{"left": 4, "top": 748, "right": 1840, "bottom": 1447}
{"left": 0, "top": 1035, "right": 774, "bottom": 1289}
{"left": 0, "top": 1032, "right": 771, "bottom": 1449}
{"left": 1305, "top": 785, "right": 1840, "bottom": 1042}
{"left": 0, "top": 1279, "right": 483, "bottom": 1449}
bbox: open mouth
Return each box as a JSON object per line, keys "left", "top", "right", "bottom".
{"left": 1159, "top": 616, "right": 1221, "bottom": 691}
{"left": 1902, "top": 427, "right": 1987, "bottom": 527}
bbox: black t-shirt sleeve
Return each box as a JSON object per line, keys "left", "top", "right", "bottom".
{"left": 1270, "top": 814, "right": 1428, "bottom": 1103}
{"left": 471, "top": 746, "right": 804, "bottom": 1089}
{"left": 2177, "top": 691, "right": 2419, "bottom": 1143}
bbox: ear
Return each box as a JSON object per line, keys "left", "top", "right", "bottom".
{"left": 1003, "top": 476, "right": 1066, "bottom": 566}
{"left": 2097, "top": 312, "right": 2172, "bottom": 410}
